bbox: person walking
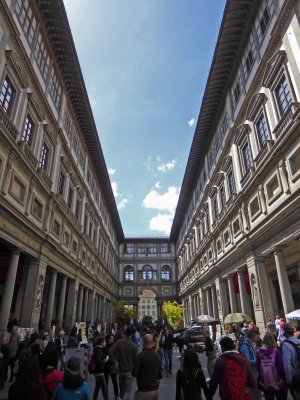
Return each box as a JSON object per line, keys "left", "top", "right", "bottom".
{"left": 204, "top": 331, "right": 216, "bottom": 378}
{"left": 93, "top": 337, "right": 109, "bottom": 400}
{"left": 281, "top": 323, "right": 300, "bottom": 400}
{"left": 109, "top": 326, "right": 138, "bottom": 400}
{"left": 161, "top": 328, "right": 174, "bottom": 375}
{"left": 7, "top": 325, "right": 21, "bottom": 382}
{"left": 39, "top": 346, "right": 64, "bottom": 400}
{"left": 104, "top": 335, "right": 120, "bottom": 400}
{"left": 132, "top": 334, "right": 162, "bottom": 400}
{"left": 240, "top": 330, "right": 261, "bottom": 399}
{"left": 175, "top": 348, "right": 210, "bottom": 400}
{"left": 52, "top": 357, "right": 91, "bottom": 400}
{"left": 209, "top": 336, "right": 256, "bottom": 400}
{"left": 55, "top": 330, "right": 66, "bottom": 371}
{"left": 256, "top": 333, "right": 285, "bottom": 400}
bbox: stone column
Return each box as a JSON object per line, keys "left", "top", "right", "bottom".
{"left": 87, "top": 290, "right": 95, "bottom": 322}
{"left": 199, "top": 288, "right": 207, "bottom": 315}
{"left": 98, "top": 296, "right": 103, "bottom": 324}
{"left": 20, "top": 257, "right": 39, "bottom": 327}
{"left": 227, "top": 274, "right": 238, "bottom": 313}
{"left": 0, "top": 250, "right": 20, "bottom": 334}
{"left": 102, "top": 296, "right": 107, "bottom": 325}
{"left": 64, "top": 279, "right": 77, "bottom": 332}
{"left": 82, "top": 287, "right": 89, "bottom": 322}
{"left": 56, "top": 275, "right": 67, "bottom": 330}
{"left": 254, "top": 257, "right": 274, "bottom": 321}
{"left": 211, "top": 285, "right": 219, "bottom": 320}
{"left": 94, "top": 295, "right": 99, "bottom": 324}
{"left": 237, "top": 269, "right": 251, "bottom": 315}
{"left": 215, "top": 278, "right": 230, "bottom": 321}
{"left": 273, "top": 247, "right": 294, "bottom": 315}
{"left": 44, "top": 270, "right": 57, "bottom": 332}
{"left": 206, "top": 288, "right": 213, "bottom": 317}
{"left": 77, "top": 285, "right": 83, "bottom": 322}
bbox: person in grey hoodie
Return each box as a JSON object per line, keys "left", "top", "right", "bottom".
{"left": 7, "top": 326, "right": 20, "bottom": 382}
{"left": 109, "top": 326, "right": 138, "bottom": 400}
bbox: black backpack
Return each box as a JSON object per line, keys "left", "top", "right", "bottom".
{"left": 285, "top": 340, "right": 300, "bottom": 391}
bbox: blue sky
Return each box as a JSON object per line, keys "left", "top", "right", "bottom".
{"left": 63, "top": 0, "right": 226, "bottom": 236}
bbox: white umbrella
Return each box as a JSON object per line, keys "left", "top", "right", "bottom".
{"left": 193, "top": 315, "right": 216, "bottom": 323}
{"left": 286, "top": 309, "right": 300, "bottom": 320}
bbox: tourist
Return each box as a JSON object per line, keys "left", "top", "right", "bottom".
{"left": 131, "top": 327, "right": 139, "bottom": 347}
{"left": 109, "top": 326, "right": 138, "bottom": 400}
{"left": 55, "top": 330, "right": 66, "bottom": 371}
{"left": 104, "top": 335, "right": 120, "bottom": 400}
{"left": 111, "top": 323, "right": 121, "bottom": 343}
{"left": 40, "top": 346, "right": 64, "bottom": 400}
{"left": 281, "top": 323, "right": 300, "bottom": 400}
{"left": 275, "top": 316, "right": 281, "bottom": 332}
{"left": 93, "top": 337, "right": 109, "bottom": 400}
{"left": 204, "top": 331, "right": 216, "bottom": 378}
{"left": 161, "top": 328, "right": 174, "bottom": 375}
{"left": 176, "top": 348, "right": 210, "bottom": 400}
{"left": 256, "top": 333, "right": 285, "bottom": 400}
{"left": 132, "top": 334, "right": 162, "bottom": 400}
{"left": 52, "top": 357, "right": 90, "bottom": 400}
{"left": 8, "top": 355, "right": 45, "bottom": 400}
{"left": 7, "top": 325, "right": 21, "bottom": 382}
{"left": 209, "top": 336, "right": 256, "bottom": 399}
{"left": 0, "top": 336, "right": 9, "bottom": 389}
{"left": 266, "top": 318, "right": 276, "bottom": 335}
{"left": 240, "top": 330, "right": 261, "bottom": 399}
{"left": 41, "top": 332, "right": 49, "bottom": 352}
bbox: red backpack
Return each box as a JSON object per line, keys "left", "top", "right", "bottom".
{"left": 221, "top": 357, "right": 251, "bottom": 400}
{"left": 88, "top": 351, "right": 96, "bottom": 374}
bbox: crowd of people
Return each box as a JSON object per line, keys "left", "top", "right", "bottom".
{"left": 0, "top": 318, "right": 299, "bottom": 400}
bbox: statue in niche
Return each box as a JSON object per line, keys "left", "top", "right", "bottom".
{"left": 216, "top": 288, "right": 221, "bottom": 314}
{"left": 251, "top": 273, "right": 260, "bottom": 308}
{"left": 35, "top": 275, "right": 44, "bottom": 309}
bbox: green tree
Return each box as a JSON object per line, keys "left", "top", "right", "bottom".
{"left": 162, "top": 301, "right": 183, "bottom": 329}
{"left": 114, "top": 300, "right": 135, "bottom": 324}
{"left": 142, "top": 315, "right": 153, "bottom": 327}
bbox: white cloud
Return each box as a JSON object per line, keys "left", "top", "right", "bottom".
{"left": 142, "top": 186, "right": 180, "bottom": 213}
{"left": 117, "top": 198, "right": 128, "bottom": 210}
{"left": 157, "top": 159, "right": 177, "bottom": 172}
{"left": 154, "top": 181, "right": 161, "bottom": 189}
{"left": 111, "top": 182, "right": 119, "bottom": 197}
{"left": 149, "top": 213, "right": 173, "bottom": 235}
{"left": 187, "top": 118, "right": 195, "bottom": 127}
{"left": 108, "top": 168, "right": 116, "bottom": 175}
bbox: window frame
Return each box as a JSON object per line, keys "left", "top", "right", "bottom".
{"left": 22, "top": 113, "right": 35, "bottom": 145}
{"left": 0, "top": 76, "right": 16, "bottom": 115}
{"left": 161, "top": 265, "right": 171, "bottom": 282}
{"left": 254, "top": 109, "right": 271, "bottom": 149}
{"left": 124, "top": 265, "right": 134, "bottom": 282}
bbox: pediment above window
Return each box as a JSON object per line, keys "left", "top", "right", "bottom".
{"left": 246, "top": 93, "right": 268, "bottom": 121}
{"left": 234, "top": 123, "right": 251, "bottom": 146}
{"left": 262, "top": 50, "right": 287, "bottom": 88}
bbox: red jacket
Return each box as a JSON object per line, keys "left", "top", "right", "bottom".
{"left": 40, "top": 368, "right": 64, "bottom": 399}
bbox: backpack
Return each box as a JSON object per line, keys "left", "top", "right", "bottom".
{"left": 257, "top": 348, "right": 283, "bottom": 392}
{"left": 221, "top": 357, "right": 251, "bottom": 400}
{"left": 285, "top": 340, "right": 300, "bottom": 391}
{"left": 88, "top": 350, "right": 96, "bottom": 374}
{"left": 181, "top": 368, "right": 201, "bottom": 400}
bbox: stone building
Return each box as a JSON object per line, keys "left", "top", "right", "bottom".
{"left": 171, "top": 0, "right": 300, "bottom": 331}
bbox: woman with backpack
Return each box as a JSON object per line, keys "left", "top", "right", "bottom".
{"left": 175, "top": 348, "right": 210, "bottom": 400}
{"left": 256, "top": 333, "right": 285, "bottom": 400}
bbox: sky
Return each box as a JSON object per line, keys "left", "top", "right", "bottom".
{"left": 63, "top": 0, "right": 226, "bottom": 236}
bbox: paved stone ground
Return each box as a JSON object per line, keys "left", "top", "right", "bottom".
{"left": 0, "top": 346, "right": 293, "bottom": 399}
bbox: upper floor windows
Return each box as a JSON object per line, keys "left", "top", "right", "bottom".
{"left": 67, "top": 187, "right": 74, "bottom": 209}
{"left": 256, "top": 112, "right": 270, "bottom": 147}
{"left": 143, "top": 265, "right": 154, "bottom": 281}
{"left": 255, "top": 0, "right": 274, "bottom": 44}
{"left": 22, "top": 114, "right": 34, "bottom": 144}
{"left": 0, "top": 77, "right": 15, "bottom": 114}
{"left": 161, "top": 265, "right": 171, "bottom": 281}
{"left": 243, "top": 35, "right": 257, "bottom": 81}
{"left": 49, "top": 69, "right": 61, "bottom": 109}
{"left": 219, "top": 184, "right": 226, "bottom": 210}
{"left": 124, "top": 265, "right": 134, "bottom": 282}
{"left": 212, "top": 195, "right": 219, "bottom": 223}
{"left": 57, "top": 171, "right": 65, "bottom": 195}
{"left": 14, "top": 0, "right": 36, "bottom": 45}
{"left": 39, "top": 142, "right": 49, "bottom": 170}
{"left": 242, "top": 141, "right": 253, "bottom": 172}
{"left": 227, "top": 169, "right": 236, "bottom": 196}
{"left": 35, "top": 33, "right": 50, "bottom": 82}
{"left": 275, "top": 74, "right": 292, "bottom": 116}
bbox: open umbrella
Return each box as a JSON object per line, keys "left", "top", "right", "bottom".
{"left": 286, "top": 309, "right": 300, "bottom": 320}
{"left": 224, "top": 313, "right": 252, "bottom": 324}
{"left": 193, "top": 315, "right": 217, "bottom": 324}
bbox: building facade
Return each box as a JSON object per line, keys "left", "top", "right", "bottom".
{"left": 171, "top": 0, "right": 300, "bottom": 332}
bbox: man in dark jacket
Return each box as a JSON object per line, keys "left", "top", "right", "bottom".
{"left": 132, "top": 334, "right": 162, "bottom": 400}
{"left": 161, "top": 328, "right": 174, "bottom": 375}
{"left": 110, "top": 327, "right": 138, "bottom": 400}
{"left": 54, "top": 330, "right": 65, "bottom": 371}
{"left": 209, "top": 336, "right": 256, "bottom": 399}
{"left": 93, "top": 337, "right": 109, "bottom": 400}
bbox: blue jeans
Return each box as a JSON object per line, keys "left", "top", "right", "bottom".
{"left": 119, "top": 372, "right": 133, "bottom": 400}
{"left": 163, "top": 348, "right": 173, "bottom": 373}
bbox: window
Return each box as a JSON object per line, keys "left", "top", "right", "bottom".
{"left": 22, "top": 114, "right": 34, "bottom": 144}
{"left": 57, "top": 171, "right": 65, "bottom": 195}
{"left": 39, "top": 142, "right": 49, "bottom": 170}
{"left": 275, "top": 75, "right": 292, "bottom": 116}
{"left": 35, "top": 34, "right": 50, "bottom": 81}
{"left": 0, "top": 77, "right": 15, "bottom": 114}
{"left": 49, "top": 69, "right": 61, "bottom": 109}
{"left": 242, "top": 142, "right": 253, "bottom": 171}
{"left": 256, "top": 113, "right": 270, "bottom": 147}
{"left": 212, "top": 196, "right": 218, "bottom": 222}
{"left": 67, "top": 187, "right": 74, "bottom": 208}
{"left": 125, "top": 243, "right": 135, "bottom": 254}
{"left": 256, "top": 6, "right": 270, "bottom": 43}
{"left": 243, "top": 36, "right": 257, "bottom": 81}
{"left": 14, "top": 0, "right": 36, "bottom": 45}
{"left": 124, "top": 265, "right": 134, "bottom": 282}
{"left": 64, "top": 108, "right": 72, "bottom": 138}
{"left": 227, "top": 169, "right": 236, "bottom": 196}
{"left": 143, "top": 265, "right": 153, "bottom": 280}
{"left": 220, "top": 185, "right": 226, "bottom": 209}
{"left": 75, "top": 199, "right": 81, "bottom": 220}
{"left": 161, "top": 265, "right": 171, "bottom": 281}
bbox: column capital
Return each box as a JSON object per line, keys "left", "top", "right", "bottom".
{"left": 272, "top": 246, "right": 285, "bottom": 255}
{"left": 62, "top": 275, "right": 68, "bottom": 281}
{"left": 236, "top": 267, "right": 245, "bottom": 276}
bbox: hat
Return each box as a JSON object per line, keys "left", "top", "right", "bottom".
{"left": 283, "top": 323, "right": 294, "bottom": 333}
{"left": 65, "top": 357, "right": 81, "bottom": 376}
{"left": 267, "top": 317, "right": 272, "bottom": 322}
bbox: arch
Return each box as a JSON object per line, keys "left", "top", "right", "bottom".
{"left": 142, "top": 264, "right": 153, "bottom": 280}
{"left": 161, "top": 265, "right": 171, "bottom": 281}
{"left": 124, "top": 265, "right": 134, "bottom": 282}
